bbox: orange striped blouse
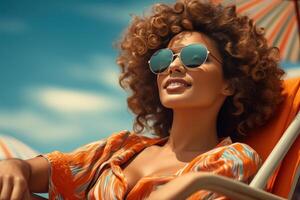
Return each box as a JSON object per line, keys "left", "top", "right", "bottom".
{"left": 43, "top": 130, "right": 262, "bottom": 200}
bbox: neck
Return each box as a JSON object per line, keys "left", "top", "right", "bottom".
{"left": 165, "top": 106, "right": 220, "bottom": 153}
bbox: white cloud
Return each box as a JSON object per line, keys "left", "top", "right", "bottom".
{"left": 75, "top": 3, "right": 137, "bottom": 24}
{"left": 0, "top": 107, "right": 132, "bottom": 147}
{"left": 0, "top": 110, "right": 82, "bottom": 143}
{"left": 72, "top": 3, "right": 146, "bottom": 24}
{"left": 0, "top": 18, "right": 28, "bottom": 33}
{"left": 0, "top": 67, "right": 133, "bottom": 148}
{"left": 26, "top": 86, "right": 123, "bottom": 113}
{"left": 65, "top": 54, "right": 123, "bottom": 91}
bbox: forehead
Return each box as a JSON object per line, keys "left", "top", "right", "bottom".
{"left": 168, "top": 31, "right": 219, "bottom": 55}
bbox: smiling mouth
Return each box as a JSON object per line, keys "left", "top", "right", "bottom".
{"left": 164, "top": 79, "right": 192, "bottom": 88}
{"left": 165, "top": 82, "right": 192, "bottom": 92}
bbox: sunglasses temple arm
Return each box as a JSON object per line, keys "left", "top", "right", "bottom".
{"left": 209, "top": 53, "right": 223, "bottom": 64}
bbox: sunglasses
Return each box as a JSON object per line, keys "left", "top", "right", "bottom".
{"left": 148, "top": 43, "right": 222, "bottom": 74}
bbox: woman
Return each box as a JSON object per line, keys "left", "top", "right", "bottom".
{"left": 0, "top": 0, "right": 285, "bottom": 199}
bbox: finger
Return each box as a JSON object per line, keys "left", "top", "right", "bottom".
{"left": 22, "top": 189, "right": 31, "bottom": 200}
{"left": 0, "top": 176, "right": 13, "bottom": 200}
{"left": 11, "top": 177, "right": 27, "bottom": 200}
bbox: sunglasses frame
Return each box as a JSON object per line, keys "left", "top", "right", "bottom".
{"left": 148, "top": 43, "right": 222, "bottom": 75}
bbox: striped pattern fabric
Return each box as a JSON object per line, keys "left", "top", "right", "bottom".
{"left": 44, "top": 130, "right": 262, "bottom": 200}
{"left": 216, "top": 0, "right": 300, "bottom": 63}
{"left": 0, "top": 134, "right": 39, "bottom": 160}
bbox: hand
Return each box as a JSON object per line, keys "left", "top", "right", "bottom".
{"left": 0, "top": 158, "right": 32, "bottom": 200}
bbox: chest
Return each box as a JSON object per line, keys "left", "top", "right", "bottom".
{"left": 121, "top": 146, "right": 187, "bottom": 192}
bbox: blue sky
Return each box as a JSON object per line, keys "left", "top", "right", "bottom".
{"left": 0, "top": 0, "right": 299, "bottom": 154}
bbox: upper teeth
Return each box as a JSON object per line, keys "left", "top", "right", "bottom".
{"left": 168, "top": 82, "right": 185, "bottom": 87}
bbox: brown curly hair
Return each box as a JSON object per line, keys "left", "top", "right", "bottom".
{"left": 116, "top": 0, "right": 285, "bottom": 139}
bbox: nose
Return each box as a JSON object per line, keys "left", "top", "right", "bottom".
{"left": 167, "top": 56, "right": 186, "bottom": 74}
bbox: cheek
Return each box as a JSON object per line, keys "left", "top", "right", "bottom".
{"left": 157, "top": 75, "right": 164, "bottom": 91}
{"left": 194, "top": 73, "right": 223, "bottom": 93}
{"left": 197, "top": 66, "right": 224, "bottom": 90}
{"left": 188, "top": 71, "right": 225, "bottom": 105}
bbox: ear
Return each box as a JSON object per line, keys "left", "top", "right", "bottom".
{"left": 221, "top": 82, "right": 234, "bottom": 96}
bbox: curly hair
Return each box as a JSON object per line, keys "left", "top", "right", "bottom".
{"left": 116, "top": 0, "right": 285, "bottom": 138}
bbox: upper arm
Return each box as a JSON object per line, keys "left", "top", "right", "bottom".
{"left": 186, "top": 143, "right": 262, "bottom": 199}
{"left": 43, "top": 140, "right": 108, "bottom": 198}
{"left": 216, "top": 143, "right": 262, "bottom": 182}
{"left": 41, "top": 130, "right": 130, "bottom": 198}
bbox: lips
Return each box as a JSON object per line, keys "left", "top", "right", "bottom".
{"left": 164, "top": 78, "right": 192, "bottom": 89}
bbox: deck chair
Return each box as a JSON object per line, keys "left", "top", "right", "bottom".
{"left": 15, "top": 78, "right": 300, "bottom": 199}
{"left": 185, "top": 77, "right": 300, "bottom": 200}
{"left": 245, "top": 77, "right": 300, "bottom": 199}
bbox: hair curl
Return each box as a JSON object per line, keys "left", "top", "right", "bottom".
{"left": 116, "top": 0, "right": 285, "bottom": 139}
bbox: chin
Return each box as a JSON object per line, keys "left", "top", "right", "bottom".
{"left": 161, "top": 98, "right": 193, "bottom": 109}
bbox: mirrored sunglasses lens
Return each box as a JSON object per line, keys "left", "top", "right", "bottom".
{"left": 149, "top": 49, "right": 173, "bottom": 73}
{"left": 181, "top": 44, "right": 208, "bottom": 68}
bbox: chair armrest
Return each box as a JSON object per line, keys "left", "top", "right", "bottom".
{"left": 29, "top": 174, "right": 287, "bottom": 200}
{"left": 192, "top": 173, "right": 286, "bottom": 200}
